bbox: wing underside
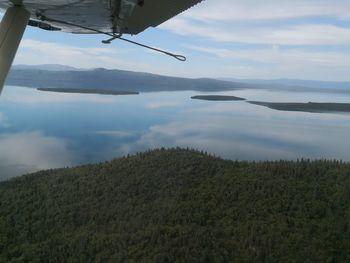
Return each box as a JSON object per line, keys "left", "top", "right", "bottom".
{"left": 0, "top": 0, "right": 202, "bottom": 34}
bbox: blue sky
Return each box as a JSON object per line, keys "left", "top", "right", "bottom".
{"left": 2, "top": 0, "right": 350, "bottom": 80}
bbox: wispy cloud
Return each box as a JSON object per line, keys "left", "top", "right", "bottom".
{"left": 162, "top": 18, "right": 350, "bottom": 46}
{"left": 185, "top": 45, "right": 350, "bottom": 80}
{"left": 186, "top": 45, "right": 350, "bottom": 66}
{"left": 157, "top": 0, "right": 350, "bottom": 80}
{"left": 180, "top": 0, "right": 350, "bottom": 22}
{"left": 18, "top": 39, "right": 117, "bottom": 66}
{"left": 15, "top": 39, "right": 159, "bottom": 72}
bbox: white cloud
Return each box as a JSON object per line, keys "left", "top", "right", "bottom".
{"left": 18, "top": 39, "right": 116, "bottom": 66}
{"left": 162, "top": 18, "right": 350, "bottom": 46}
{"left": 181, "top": 0, "right": 350, "bottom": 22}
{"left": 14, "top": 39, "right": 160, "bottom": 72}
{"left": 0, "top": 131, "right": 76, "bottom": 180}
{"left": 185, "top": 45, "right": 350, "bottom": 80}
{"left": 187, "top": 45, "right": 350, "bottom": 65}
{"left": 160, "top": 0, "right": 350, "bottom": 49}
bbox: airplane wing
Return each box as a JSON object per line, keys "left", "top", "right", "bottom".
{"left": 0, "top": 0, "right": 203, "bottom": 34}
{"left": 125, "top": 0, "right": 203, "bottom": 34}
{"left": 0, "top": 0, "right": 203, "bottom": 92}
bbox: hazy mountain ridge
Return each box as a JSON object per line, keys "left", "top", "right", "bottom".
{"left": 1, "top": 148, "right": 349, "bottom": 262}
{"left": 7, "top": 67, "right": 251, "bottom": 93}
{"left": 222, "top": 77, "right": 350, "bottom": 91}
{"left": 13, "top": 64, "right": 81, "bottom": 71}
{"left": 6, "top": 64, "right": 350, "bottom": 94}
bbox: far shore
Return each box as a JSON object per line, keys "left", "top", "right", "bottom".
{"left": 37, "top": 88, "right": 139, "bottom": 96}
{"left": 249, "top": 101, "right": 350, "bottom": 113}
{"left": 191, "top": 95, "right": 245, "bottom": 101}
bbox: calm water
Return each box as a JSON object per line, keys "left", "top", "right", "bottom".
{"left": 1, "top": 85, "right": 350, "bottom": 179}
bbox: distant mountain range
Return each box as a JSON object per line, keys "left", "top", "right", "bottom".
{"left": 7, "top": 65, "right": 251, "bottom": 93}
{"left": 6, "top": 64, "right": 350, "bottom": 93}
{"left": 221, "top": 77, "right": 350, "bottom": 91}
{"left": 13, "top": 64, "right": 81, "bottom": 71}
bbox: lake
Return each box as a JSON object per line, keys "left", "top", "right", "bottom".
{"left": 1, "top": 85, "right": 350, "bottom": 179}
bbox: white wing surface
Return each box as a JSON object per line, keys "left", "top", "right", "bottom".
{"left": 0, "top": 0, "right": 203, "bottom": 34}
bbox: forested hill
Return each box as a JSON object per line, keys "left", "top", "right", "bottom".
{"left": 1, "top": 149, "right": 350, "bottom": 262}
{"left": 6, "top": 68, "right": 251, "bottom": 92}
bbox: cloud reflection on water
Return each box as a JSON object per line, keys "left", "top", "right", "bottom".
{"left": 1, "top": 86, "right": 350, "bottom": 180}
{"left": 0, "top": 131, "right": 76, "bottom": 180}
{"left": 1, "top": 86, "right": 118, "bottom": 104}
{"left": 117, "top": 115, "right": 350, "bottom": 161}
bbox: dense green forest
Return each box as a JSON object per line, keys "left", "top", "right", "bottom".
{"left": 0, "top": 148, "right": 349, "bottom": 262}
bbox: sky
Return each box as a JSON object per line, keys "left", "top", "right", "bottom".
{"left": 2, "top": 0, "right": 350, "bottom": 80}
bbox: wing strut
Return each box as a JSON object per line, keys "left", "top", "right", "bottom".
{"left": 0, "top": 6, "right": 30, "bottom": 93}
{"left": 36, "top": 13, "right": 186, "bottom": 62}
{"left": 102, "top": 34, "right": 186, "bottom": 61}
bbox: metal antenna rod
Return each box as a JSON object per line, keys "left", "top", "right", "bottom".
{"left": 37, "top": 14, "right": 186, "bottom": 61}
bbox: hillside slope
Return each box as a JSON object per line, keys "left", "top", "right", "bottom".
{"left": 0, "top": 149, "right": 350, "bottom": 262}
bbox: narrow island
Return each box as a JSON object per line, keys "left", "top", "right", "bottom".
{"left": 248, "top": 101, "right": 350, "bottom": 114}
{"left": 191, "top": 95, "right": 245, "bottom": 101}
{"left": 37, "top": 88, "right": 139, "bottom": 96}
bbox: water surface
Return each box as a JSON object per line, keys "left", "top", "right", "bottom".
{"left": 1, "top": 86, "right": 350, "bottom": 179}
